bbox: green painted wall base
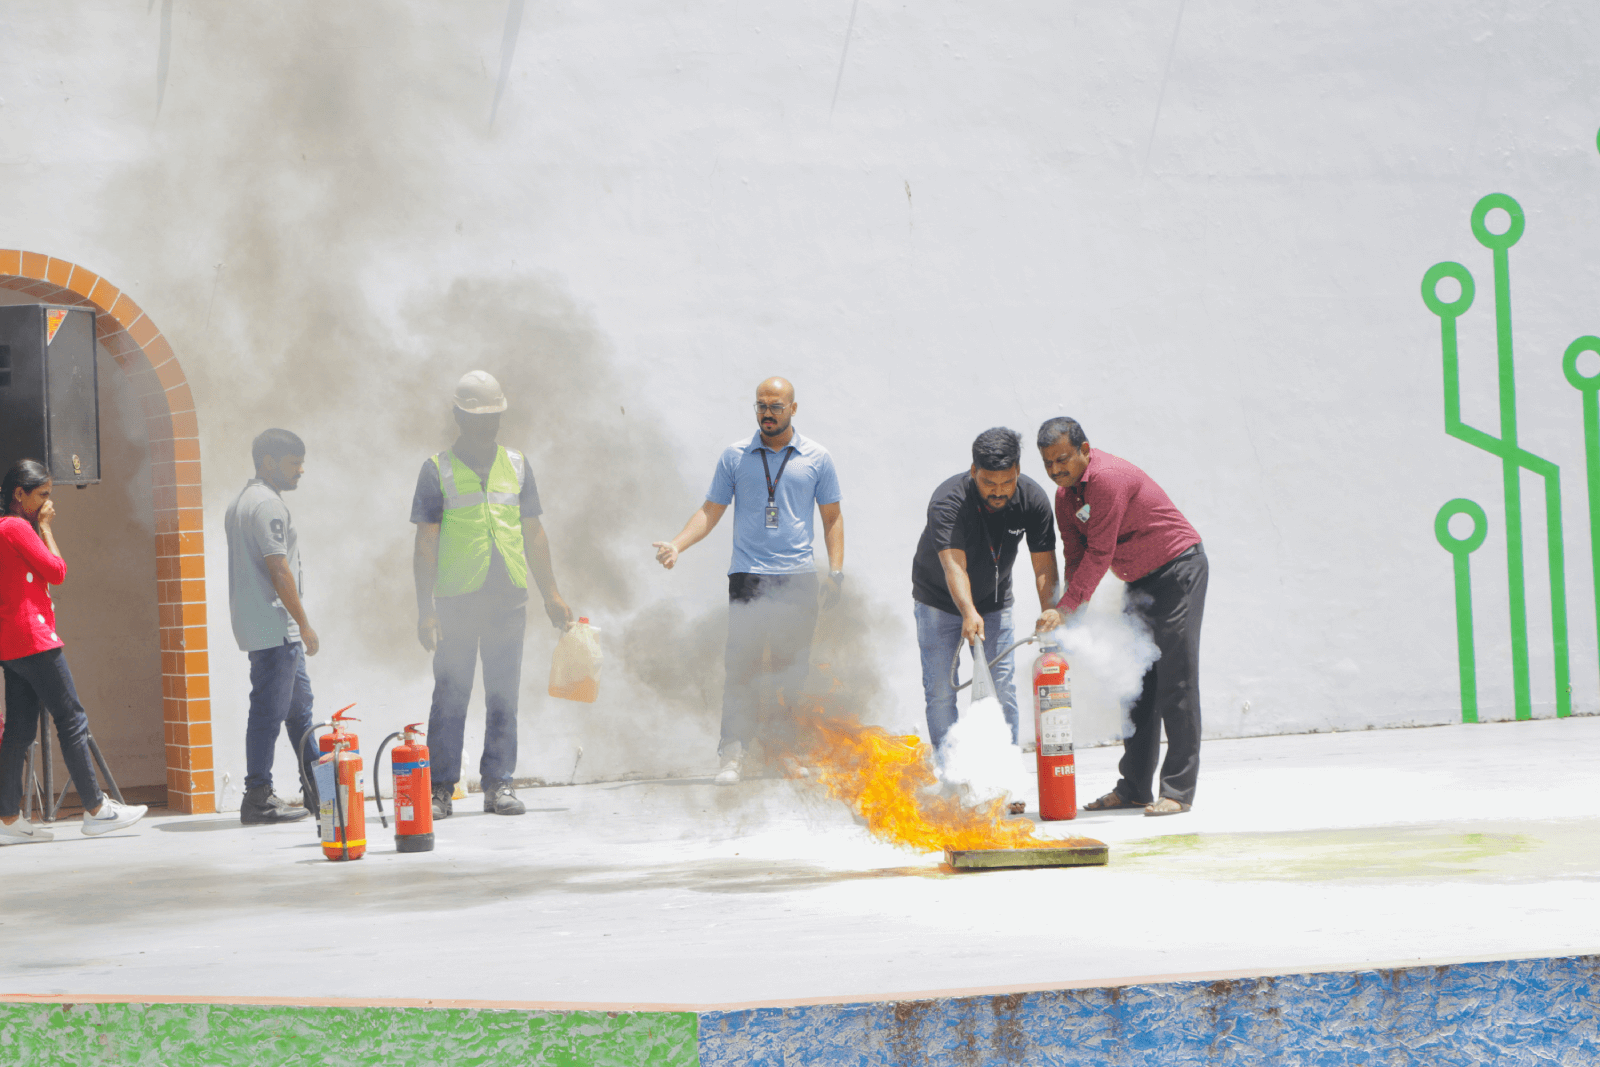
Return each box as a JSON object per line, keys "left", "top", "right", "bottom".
{"left": 0, "top": 1002, "right": 698, "bottom": 1067}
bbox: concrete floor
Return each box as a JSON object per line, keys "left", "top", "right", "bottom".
{"left": 2, "top": 716, "right": 1597, "bottom": 1007}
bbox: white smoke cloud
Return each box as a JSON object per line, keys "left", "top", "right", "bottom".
{"left": 1045, "top": 580, "right": 1161, "bottom": 747}
{"left": 938, "top": 695, "right": 1028, "bottom": 805}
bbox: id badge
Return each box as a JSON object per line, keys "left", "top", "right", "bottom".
{"left": 765, "top": 505, "right": 779, "bottom": 529}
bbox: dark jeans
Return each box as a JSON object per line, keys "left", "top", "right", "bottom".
{"left": 1115, "top": 543, "right": 1208, "bottom": 806}
{"left": 721, "top": 572, "right": 820, "bottom": 758}
{"left": 428, "top": 595, "right": 526, "bottom": 787}
{"left": 0, "top": 648, "right": 104, "bottom": 817}
{"left": 246, "top": 639, "right": 318, "bottom": 795}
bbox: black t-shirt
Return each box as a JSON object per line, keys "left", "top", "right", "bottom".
{"left": 410, "top": 445, "right": 543, "bottom": 604}
{"left": 911, "top": 472, "right": 1056, "bottom": 616}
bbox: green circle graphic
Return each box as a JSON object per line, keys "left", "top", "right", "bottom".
{"left": 1563, "top": 336, "right": 1600, "bottom": 390}
{"left": 1471, "top": 192, "right": 1525, "bottom": 250}
{"left": 1421, "top": 262, "right": 1475, "bottom": 318}
{"left": 1435, "top": 498, "right": 1489, "bottom": 554}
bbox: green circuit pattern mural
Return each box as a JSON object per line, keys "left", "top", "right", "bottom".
{"left": 1423, "top": 192, "right": 1572, "bottom": 724}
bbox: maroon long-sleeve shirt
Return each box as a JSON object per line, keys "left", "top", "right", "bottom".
{"left": 1055, "top": 449, "right": 1200, "bottom": 613}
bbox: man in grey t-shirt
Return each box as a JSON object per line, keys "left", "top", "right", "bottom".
{"left": 224, "top": 428, "right": 320, "bottom": 826}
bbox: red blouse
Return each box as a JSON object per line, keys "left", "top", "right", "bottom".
{"left": 0, "top": 516, "right": 67, "bottom": 661}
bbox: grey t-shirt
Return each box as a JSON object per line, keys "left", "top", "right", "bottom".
{"left": 225, "top": 478, "right": 302, "bottom": 652}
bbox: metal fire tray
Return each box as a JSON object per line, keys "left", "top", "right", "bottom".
{"left": 944, "top": 841, "right": 1108, "bottom": 870}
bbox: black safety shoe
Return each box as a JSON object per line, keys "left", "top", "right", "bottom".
{"left": 432, "top": 783, "right": 454, "bottom": 820}
{"left": 240, "top": 785, "right": 310, "bottom": 825}
{"left": 483, "top": 779, "right": 526, "bottom": 816}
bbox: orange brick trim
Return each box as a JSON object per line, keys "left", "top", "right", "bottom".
{"left": 0, "top": 251, "right": 214, "bottom": 814}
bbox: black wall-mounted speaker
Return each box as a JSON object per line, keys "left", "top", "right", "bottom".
{"left": 0, "top": 304, "right": 101, "bottom": 486}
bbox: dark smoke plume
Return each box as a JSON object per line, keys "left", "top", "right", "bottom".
{"left": 94, "top": 3, "right": 902, "bottom": 787}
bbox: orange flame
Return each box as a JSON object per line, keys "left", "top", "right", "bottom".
{"left": 787, "top": 701, "right": 1098, "bottom": 854}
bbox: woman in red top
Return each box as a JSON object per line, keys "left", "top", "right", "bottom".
{"left": 0, "top": 460, "right": 146, "bottom": 843}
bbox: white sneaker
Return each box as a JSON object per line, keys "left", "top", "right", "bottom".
{"left": 81, "top": 798, "right": 148, "bottom": 837}
{"left": 714, "top": 757, "right": 742, "bottom": 785}
{"left": 0, "top": 818, "right": 53, "bottom": 844}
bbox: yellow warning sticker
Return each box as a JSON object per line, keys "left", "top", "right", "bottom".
{"left": 45, "top": 309, "right": 68, "bottom": 345}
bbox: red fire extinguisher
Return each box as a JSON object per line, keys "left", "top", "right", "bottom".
{"left": 375, "top": 723, "right": 434, "bottom": 853}
{"left": 319, "top": 704, "right": 360, "bottom": 757}
{"left": 1034, "top": 642, "right": 1076, "bottom": 820}
{"left": 315, "top": 723, "right": 366, "bottom": 861}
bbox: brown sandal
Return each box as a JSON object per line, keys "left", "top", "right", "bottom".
{"left": 1083, "top": 791, "right": 1143, "bottom": 811}
{"left": 1144, "top": 797, "right": 1192, "bottom": 817}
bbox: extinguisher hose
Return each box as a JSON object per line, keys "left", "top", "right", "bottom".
{"left": 296, "top": 722, "right": 330, "bottom": 837}
{"left": 949, "top": 633, "right": 1041, "bottom": 693}
{"left": 331, "top": 756, "right": 349, "bottom": 861}
{"left": 373, "top": 731, "right": 402, "bottom": 830}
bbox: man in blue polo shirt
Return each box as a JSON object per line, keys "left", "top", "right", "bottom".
{"left": 653, "top": 377, "right": 844, "bottom": 784}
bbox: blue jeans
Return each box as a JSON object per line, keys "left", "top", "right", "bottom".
{"left": 245, "top": 639, "right": 317, "bottom": 794}
{"left": 0, "top": 648, "right": 104, "bottom": 817}
{"left": 913, "top": 601, "right": 1019, "bottom": 752}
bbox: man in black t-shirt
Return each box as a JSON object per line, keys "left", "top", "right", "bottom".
{"left": 911, "top": 427, "right": 1058, "bottom": 754}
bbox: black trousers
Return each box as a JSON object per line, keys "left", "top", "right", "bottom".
{"left": 0, "top": 647, "right": 104, "bottom": 818}
{"left": 1115, "top": 543, "right": 1208, "bottom": 806}
{"left": 427, "top": 595, "right": 526, "bottom": 788}
{"left": 721, "top": 572, "right": 819, "bottom": 757}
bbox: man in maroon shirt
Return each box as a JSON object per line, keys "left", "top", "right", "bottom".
{"left": 1035, "top": 417, "right": 1207, "bottom": 816}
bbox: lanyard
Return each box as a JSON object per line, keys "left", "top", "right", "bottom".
{"left": 758, "top": 447, "right": 795, "bottom": 505}
{"left": 975, "top": 491, "right": 1005, "bottom": 589}
{"left": 982, "top": 514, "right": 1001, "bottom": 588}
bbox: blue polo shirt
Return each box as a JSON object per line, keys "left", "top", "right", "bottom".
{"left": 708, "top": 431, "right": 842, "bottom": 575}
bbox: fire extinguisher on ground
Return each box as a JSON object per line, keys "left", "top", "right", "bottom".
{"left": 1033, "top": 641, "right": 1077, "bottom": 820}
{"left": 315, "top": 721, "right": 366, "bottom": 861}
{"left": 295, "top": 704, "right": 358, "bottom": 835}
{"left": 375, "top": 723, "right": 434, "bottom": 853}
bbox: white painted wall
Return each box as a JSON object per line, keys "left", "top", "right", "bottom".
{"left": 4, "top": 1, "right": 1600, "bottom": 806}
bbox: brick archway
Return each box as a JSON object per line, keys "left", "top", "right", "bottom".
{"left": 0, "top": 250, "right": 212, "bottom": 814}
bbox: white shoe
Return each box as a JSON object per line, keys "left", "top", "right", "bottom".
{"left": 0, "top": 818, "right": 53, "bottom": 844}
{"left": 714, "top": 757, "right": 742, "bottom": 785}
{"left": 82, "top": 798, "right": 148, "bottom": 837}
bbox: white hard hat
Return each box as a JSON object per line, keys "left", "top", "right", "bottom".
{"left": 453, "top": 370, "right": 507, "bottom": 414}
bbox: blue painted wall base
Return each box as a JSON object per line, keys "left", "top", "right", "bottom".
{"left": 698, "top": 954, "right": 1600, "bottom": 1065}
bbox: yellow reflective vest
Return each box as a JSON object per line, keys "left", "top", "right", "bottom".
{"left": 433, "top": 447, "right": 529, "bottom": 597}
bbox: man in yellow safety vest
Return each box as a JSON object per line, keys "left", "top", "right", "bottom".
{"left": 411, "top": 371, "right": 575, "bottom": 818}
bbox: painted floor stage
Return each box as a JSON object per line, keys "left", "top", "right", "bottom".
{"left": 2, "top": 716, "right": 1598, "bottom": 1063}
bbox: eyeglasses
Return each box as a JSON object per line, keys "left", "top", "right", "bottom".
{"left": 754, "top": 402, "right": 790, "bottom": 415}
